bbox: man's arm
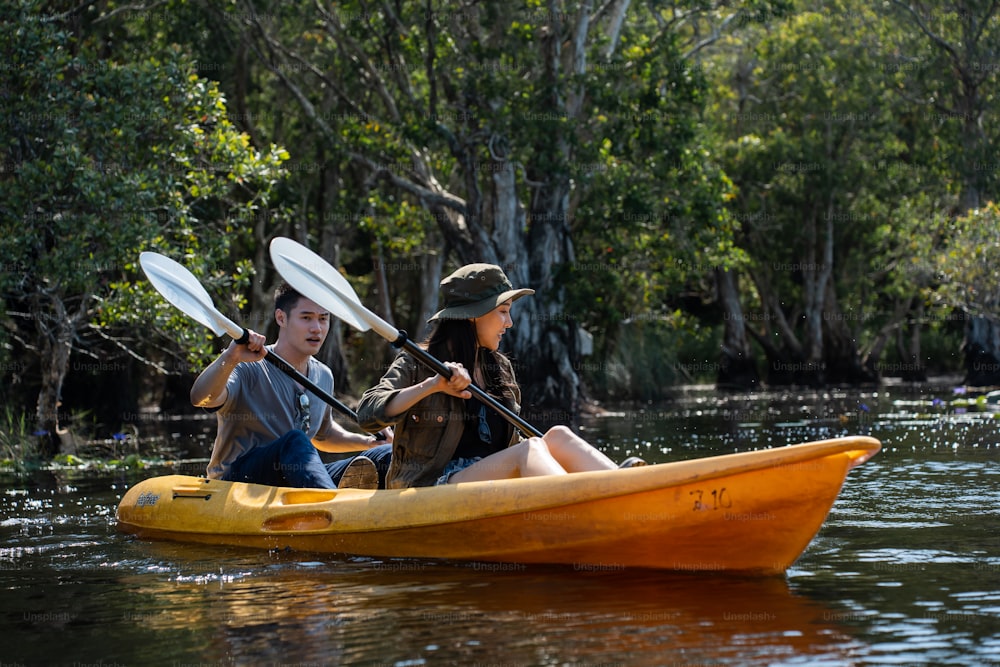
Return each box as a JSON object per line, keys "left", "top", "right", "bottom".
{"left": 312, "top": 410, "right": 393, "bottom": 453}
{"left": 190, "top": 331, "right": 267, "bottom": 408}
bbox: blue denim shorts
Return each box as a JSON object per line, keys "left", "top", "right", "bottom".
{"left": 435, "top": 457, "right": 482, "bottom": 486}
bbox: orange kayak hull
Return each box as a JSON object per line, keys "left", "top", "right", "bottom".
{"left": 116, "top": 436, "right": 880, "bottom": 573}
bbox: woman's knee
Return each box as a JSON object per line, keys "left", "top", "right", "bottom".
{"left": 543, "top": 425, "right": 591, "bottom": 453}
{"left": 517, "top": 437, "right": 557, "bottom": 463}
{"left": 544, "top": 425, "right": 575, "bottom": 443}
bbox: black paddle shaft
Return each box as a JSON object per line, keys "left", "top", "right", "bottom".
{"left": 233, "top": 328, "right": 387, "bottom": 441}
{"left": 390, "top": 330, "right": 544, "bottom": 439}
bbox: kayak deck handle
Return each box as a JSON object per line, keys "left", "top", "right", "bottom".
{"left": 262, "top": 511, "right": 334, "bottom": 532}
{"left": 172, "top": 488, "right": 213, "bottom": 501}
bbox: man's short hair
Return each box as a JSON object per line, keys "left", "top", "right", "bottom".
{"left": 274, "top": 281, "right": 302, "bottom": 314}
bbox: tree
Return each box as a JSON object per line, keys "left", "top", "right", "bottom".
{"left": 196, "top": 0, "right": 749, "bottom": 418}
{"left": 0, "top": 1, "right": 286, "bottom": 456}
{"left": 880, "top": 0, "right": 1000, "bottom": 384}
{"left": 707, "top": 0, "right": 953, "bottom": 386}
{"left": 934, "top": 203, "right": 1000, "bottom": 384}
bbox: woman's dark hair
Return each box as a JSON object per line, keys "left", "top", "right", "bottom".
{"left": 424, "top": 319, "right": 517, "bottom": 401}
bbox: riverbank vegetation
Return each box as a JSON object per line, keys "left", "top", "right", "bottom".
{"left": 3, "top": 0, "right": 1000, "bottom": 457}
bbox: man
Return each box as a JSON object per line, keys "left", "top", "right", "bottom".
{"left": 192, "top": 282, "right": 392, "bottom": 489}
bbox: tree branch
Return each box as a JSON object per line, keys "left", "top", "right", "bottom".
{"left": 91, "top": 0, "right": 169, "bottom": 23}
{"left": 312, "top": 0, "right": 403, "bottom": 122}
{"left": 241, "top": 0, "right": 338, "bottom": 143}
{"left": 889, "top": 1, "right": 962, "bottom": 67}
{"left": 599, "top": 0, "right": 632, "bottom": 61}
{"left": 683, "top": 13, "right": 737, "bottom": 60}
{"left": 348, "top": 151, "right": 468, "bottom": 215}
{"left": 242, "top": 4, "right": 370, "bottom": 123}
{"left": 86, "top": 323, "right": 174, "bottom": 374}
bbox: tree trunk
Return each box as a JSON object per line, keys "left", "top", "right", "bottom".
{"left": 797, "top": 203, "right": 836, "bottom": 386}
{"left": 33, "top": 294, "right": 75, "bottom": 458}
{"left": 893, "top": 301, "right": 927, "bottom": 382}
{"left": 519, "top": 181, "right": 580, "bottom": 426}
{"left": 715, "top": 268, "right": 759, "bottom": 390}
{"left": 469, "top": 141, "right": 578, "bottom": 425}
{"left": 315, "top": 163, "right": 350, "bottom": 394}
{"left": 861, "top": 295, "right": 915, "bottom": 378}
{"left": 414, "top": 249, "right": 444, "bottom": 341}
{"left": 821, "top": 280, "right": 878, "bottom": 384}
{"left": 962, "top": 315, "right": 1000, "bottom": 386}
{"left": 745, "top": 265, "right": 810, "bottom": 386}
{"left": 507, "top": 2, "right": 592, "bottom": 424}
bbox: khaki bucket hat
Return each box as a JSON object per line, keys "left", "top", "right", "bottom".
{"left": 428, "top": 263, "right": 534, "bottom": 322}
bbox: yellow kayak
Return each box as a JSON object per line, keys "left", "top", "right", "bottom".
{"left": 117, "top": 436, "right": 880, "bottom": 573}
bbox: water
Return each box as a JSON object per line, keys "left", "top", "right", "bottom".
{"left": 2, "top": 383, "right": 998, "bottom": 666}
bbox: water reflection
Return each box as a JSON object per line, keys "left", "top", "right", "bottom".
{"left": 109, "top": 549, "right": 862, "bottom": 666}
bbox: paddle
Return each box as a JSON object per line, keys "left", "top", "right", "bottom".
{"left": 268, "top": 237, "right": 544, "bottom": 438}
{"left": 138, "top": 251, "right": 383, "bottom": 437}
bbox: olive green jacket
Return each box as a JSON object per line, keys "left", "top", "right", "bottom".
{"left": 357, "top": 350, "right": 521, "bottom": 488}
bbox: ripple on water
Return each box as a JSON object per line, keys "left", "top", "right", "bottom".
{"left": 855, "top": 548, "right": 979, "bottom": 565}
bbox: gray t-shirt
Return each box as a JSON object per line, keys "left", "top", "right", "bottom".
{"left": 206, "top": 348, "right": 335, "bottom": 479}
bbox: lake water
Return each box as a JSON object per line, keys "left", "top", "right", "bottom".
{"left": 2, "top": 382, "right": 998, "bottom": 666}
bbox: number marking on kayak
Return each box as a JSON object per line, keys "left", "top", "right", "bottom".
{"left": 690, "top": 487, "right": 732, "bottom": 511}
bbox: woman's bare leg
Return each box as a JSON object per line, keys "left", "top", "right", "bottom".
{"left": 448, "top": 426, "right": 616, "bottom": 483}
{"left": 542, "top": 425, "right": 617, "bottom": 472}
{"left": 448, "top": 438, "right": 566, "bottom": 483}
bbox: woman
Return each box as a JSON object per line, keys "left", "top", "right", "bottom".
{"left": 357, "top": 263, "right": 643, "bottom": 489}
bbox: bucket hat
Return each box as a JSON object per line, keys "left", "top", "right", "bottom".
{"left": 428, "top": 263, "right": 534, "bottom": 321}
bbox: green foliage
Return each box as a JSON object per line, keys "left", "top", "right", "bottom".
{"left": 0, "top": 0, "right": 288, "bottom": 428}
{"left": 5, "top": 0, "right": 999, "bottom": 429}
{"left": 564, "top": 4, "right": 744, "bottom": 343}
{"left": 934, "top": 203, "right": 1000, "bottom": 317}
{"left": 0, "top": 407, "right": 38, "bottom": 469}
{"left": 703, "top": 0, "right": 964, "bottom": 377}
{"left": 876, "top": 0, "right": 1000, "bottom": 210}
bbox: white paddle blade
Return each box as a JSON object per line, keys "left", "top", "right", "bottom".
{"left": 139, "top": 252, "right": 241, "bottom": 339}
{"left": 269, "top": 237, "right": 375, "bottom": 333}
